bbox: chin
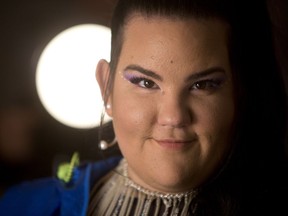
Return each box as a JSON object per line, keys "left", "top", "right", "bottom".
{"left": 149, "top": 168, "right": 200, "bottom": 193}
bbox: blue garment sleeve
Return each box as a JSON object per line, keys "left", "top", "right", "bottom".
{"left": 0, "top": 178, "right": 61, "bottom": 216}
{"left": 0, "top": 157, "right": 121, "bottom": 216}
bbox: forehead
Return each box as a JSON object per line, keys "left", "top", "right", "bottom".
{"left": 123, "top": 14, "right": 229, "bottom": 46}
{"left": 118, "top": 15, "right": 230, "bottom": 74}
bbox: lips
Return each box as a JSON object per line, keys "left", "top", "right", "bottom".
{"left": 155, "top": 139, "right": 196, "bottom": 150}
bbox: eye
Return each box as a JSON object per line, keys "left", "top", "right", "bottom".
{"left": 190, "top": 79, "right": 223, "bottom": 91}
{"left": 129, "top": 77, "right": 159, "bottom": 89}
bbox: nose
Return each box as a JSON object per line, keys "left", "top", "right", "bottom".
{"left": 157, "top": 93, "right": 192, "bottom": 128}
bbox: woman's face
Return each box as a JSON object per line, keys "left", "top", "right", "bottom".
{"left": 102, "top": 16, "right": 235, "bottom": 192}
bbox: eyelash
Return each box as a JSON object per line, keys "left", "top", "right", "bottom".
{"left": 128, "top": 76, "right": 159, "bottom": 89}
{"left": 126, "top": 75, "right": 224, "bottom": 92}
{"left": 190, "top": 79, "right": 224, "bottom": 91}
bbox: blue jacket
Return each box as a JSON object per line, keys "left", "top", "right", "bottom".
{"left": 0, "top": 157, "right": 121, "bottom": 216}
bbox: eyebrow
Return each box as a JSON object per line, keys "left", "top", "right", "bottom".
{"left": 124, "top": 65, "right": 163, "bottom": 81}
{"left": 185, "top": 67, "right": 226, "bottom": 82}
{"left": 124, "top": 64, "right": 226, "bottom": 82}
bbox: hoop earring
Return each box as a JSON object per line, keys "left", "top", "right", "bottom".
{"left": 99, "top": 138, "right": 117, "bottom": 150}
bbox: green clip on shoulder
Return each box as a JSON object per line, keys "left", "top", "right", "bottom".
{"left": 57, "top": 152, "right": 80, "bottom": 183}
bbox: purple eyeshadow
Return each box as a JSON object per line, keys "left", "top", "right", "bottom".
{"left": 123, "top": 72, "right": 136, "bottom": 81}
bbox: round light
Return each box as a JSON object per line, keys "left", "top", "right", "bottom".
{"left": 36, "top": 24, "right": 111, "bottom": 129}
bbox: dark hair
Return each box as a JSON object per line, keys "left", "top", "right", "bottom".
{"left": 102, "top": 0, "right": 288, "bottom": 215}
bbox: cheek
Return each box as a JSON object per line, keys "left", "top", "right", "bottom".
{"left": 208, "top": 99, "right": 234, "bottom": 131}
{"left": 194, "top": 92, "right": 235, "bottom": 151}
{"left": 110, "top": 87, "right": 156, "bottom": 146}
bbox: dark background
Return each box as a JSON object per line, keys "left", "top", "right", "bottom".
{"left": 0, "top": 0, "right": 118, "bottom": 193}
{"left": 0, "top": 0, "right": 287, "bottom": 194}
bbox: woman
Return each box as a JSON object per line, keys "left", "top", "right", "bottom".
{"left": 0, "top": 0, "right": 287, "bottom": 215}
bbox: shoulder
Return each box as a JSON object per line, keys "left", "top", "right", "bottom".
{"left": 0, "top": 156, "right": 122, "bottom": 216}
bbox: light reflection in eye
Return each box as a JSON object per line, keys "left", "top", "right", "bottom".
{"left": 123, "top": 73, "right": 159, "bottom": 89}
{"left": 190, "top": 78, "right": 224, "bottom": 91}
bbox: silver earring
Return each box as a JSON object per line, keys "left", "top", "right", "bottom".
{"left": 99, "top": 138, "right": 117, "bottom": 150}
{"left": 106, "top": 104, "right": 111, "bottom": 109}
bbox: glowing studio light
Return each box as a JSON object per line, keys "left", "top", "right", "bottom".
{"left": 36, "top": 24, "right": 111, "bottom": 129}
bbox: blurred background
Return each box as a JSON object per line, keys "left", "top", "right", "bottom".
{"left": 0, "top": 0, "right": 118, "bottom": 194}
{"left": 0, "top": 0, "right": 287, "bottom": 195}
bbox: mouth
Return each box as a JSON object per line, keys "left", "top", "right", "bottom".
{"left": 154, "top": 138, "right": 196, "bottom": 150}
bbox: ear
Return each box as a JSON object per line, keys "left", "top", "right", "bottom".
{"left": 96, "top": 59, "right": 113, "bottom": 117}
